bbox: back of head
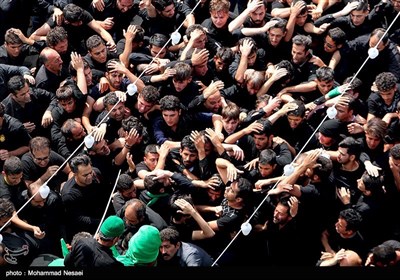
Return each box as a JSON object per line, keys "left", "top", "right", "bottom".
{"left": 123, "top": 225, "right": 161, "bottom": 266}
{"left": 370, "top": 243, "right": 397, "bottom": 267}
{"left": 99, "top": 215, "right": 125, "bottom": 240}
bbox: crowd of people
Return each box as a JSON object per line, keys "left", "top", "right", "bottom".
{"left": 1, "top": 0, "right": 400, "bottom": 270}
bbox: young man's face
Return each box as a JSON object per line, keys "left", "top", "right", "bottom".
{"left": 246, "top": 52, "right": 257, "bottom": 67}
{"left": 106, "top": 71, "right": 124, "bottom": 90}
{"left": 136, "top": 94, "right": 154, "bottom": 114}
{"left": 317, "top": 80, "right": 334, "bottom": 95}
{"left": 83, "top": 67, "right": 93, "bottom": 86}
{"left": 287, "top": 114, "right": 303, "bottom": 129}
{"left": 160, "top": 3, "right": 175, "bottom": 18}
{"left": 89, "top": 44, "right": 107, "bottom": 63}
{"left": 150, "top": 45, "right": 167, "bottom": 58}
{"left": 379, "top": 87, "right": 396, "bottom": 105}
{"left": 350, "top": 10, "right": 368, "bottom": 26}
{"left": 180, "top": 147, "right": 198, "bottom": 168}
{"left": 337, "top": 147, "right": 351, "bottom": 165}
{"left": 324, "top": 35, "right": 339, "bottom": 53}
{"left": 12, "top": 83, "right": 31, "bottom": 104}
{"left": 5, "top": 42, "right": 22, "bottom": 58}
{"left": 172, "top": 78, "right": 191, "bottom": 92}
{"left": 253, "top": 134, "right": 271, "bottom": 150}
{"left": 246, "top": 80, "right": 261, "bottom": 95}
{"left": 117, "top": 0, "right": 134, "bottom": 12}
{"left": 295, "top": 12, "right": 308, "bottom": 26}
{"left": 268, "top": 28, "right": 285, "bottom": 47}
{"left": 52, "top": 39, "right": 69, "bottom": 55}
{"left": 58, "top": 97, "right": 76, "bottom": 113}
{"left": 250, "top": 6, "right": 266, "bottom": 26}
{"left": 273, "top": 203, "right": 290, "bottom": 225}
{"left": 4, "top": 171, "right": 23, "bottom": 186}
{"left": 162, "top": 109, "right": 180, "bottom": 127}
{"left": 213, "top": 57, "right": 228, "bottom": 72}
{"left": 193, "top": 62, "right": 208, "bottom": 77}
{"left": 222, "top": 118, "right": 239, "bottom": 134}
{"left": 210, "top": 10, "right": 229, "bottom": 28}
{"left": 318, "top": 133, "right": 334, "bottom": 147}
{"left": 291, "top": 44, "right": 308, "bottom": 65}
{"left": 144, "top": 152, "right": 159, "bottom": 171}
{"left": 365, "top": 132, "right": 381, "bottom": 150}
{"left": 75, "top": 164, "right": 94, "bottom": 186}
{"left": 258, "top": 163, "right": 275, "bottom": 178}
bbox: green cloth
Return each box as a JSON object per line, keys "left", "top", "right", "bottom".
{"left": 100, "top": 215, "right": 125, "bottom": 238}
{"left": 117, "top": 225, "right": 161, "bottom": 266}
{"left": 48, "top": 258, "right": 65, "bottom": 267}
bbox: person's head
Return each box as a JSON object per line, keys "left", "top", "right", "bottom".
{"left": 318, "top": 119, "right": 342, "bottom": 147}
{"left": 116, "top": 0, "right": 135, "bottom": 13}
{"left": 316, "top": 66, "right": 335, "bottom": 94}
{"left": 123, "top": 225, "right": 161, "bottom": 266}
{"left": 391, "top": 0, "right": 400, "bottom": 12}
{"left": 29, "top": 137, "right": 51, "bottom": 168}
{"left": 105, "top": 59, "right": 125, "bottom": 90}
{"left": 61, "top": 119, "right": 86, "bottom": 142}
{"left": 143, "top": 144, "right": 159, "bottom": 171}
{"left": 349, "top": 0, "right": 369, "bottom": 26}
{"left": 324, "top": 27, "right": 346, "bottom": 53}
{"left": 0, "top": 198, "right": 15, "bottom": 227}
{"left": 213, "top": 47, "right": 234, "bottom": 72}
{"left": 168, "top": 193, "right": 194, "bottom": 222}
{"left": 69, "top": 58, "right": 92, "bottom": 86}
{"left": 337, "top": 137, "right": 361, "bottom": 165}
{"left": 335, "top": 94, "right": 357, "bottom": 122}
{"left": 116, "top": 174, "right": 137, "bottom": 200}
{"left": 2, "top": 156, "right": 23, "bottom": 186}
{"left": 144, "top": 173, "right": 171, "bottom": 195}
{"left": 159, "top": 227, "right": 181, "bottom": 261}
{"left": 153, "top": 0, "right": 175, "bottom": 19}
{"left": 204, "top": 90, "right": 222, "bottom": 113}
{"left": 69, "top": 154, "right": 94, "bottom": 186}
{"left": 148, "top": 33, "right": 169, "bottom": 58}
{"left": 267, "top": 17, "right": 287, "bottom": 47}
{"left": 390, "top": 144, "right": 400, "bottom": 168}
{"left": 128, "top": 25, "right": 145, "bottom": 51}
{"left": 293, "top": 0, "right": 308, "bottom": 26}
{"left": 305, "top": 153, "right": 333, "bottom": 182}
{"left": 252, "top": 119, "right": 274, "bottom": 150}
{"left": 273, "top": 193, "right": 294, "bottom": 225}
{"left": 291, "top": 34, "right": 312, "bottom": 65}
{"left": 172, "top": 62, "right": 192, "bottom": 92}
{"left": 369, "top": 28, "right": 389, "bottom": 52}
{"left": 98, "top": 215, "right": 125, "bottom": 245}
{"left": 185, "top": 24, "right": 207, "bottom": 49}
{"left": 46, "top": 26, "right": 69, "bottom": 55}
{"left": 286, "top": 100, "right": 305, "bottom": 129}
{"left": 180, "top": 135, "right": 198, "bottom": 168}
{"left": 4, "top": 28, "right": 23, "bottom": 58}
{"left": 39, "top": 47, "right": 63, "bottom": 74}
{"left": 343, "top": 76, "right": 363, "bottom": 99}
{"left": 335, "top": 208, "right": 362, "bottom": 237}
{"left": 63, "top": 4, "right": 85, "bottom": 26}
{"left": 275, "top": 60, "right": 295, "bottom": 86}
{"left": 249, "top": 0, "right": 268, "bottom": 26}
{"left": 357, "top": 171, "right": 385, "bottom": 197}
{"left": 26, "top": 184, "right": 47, "bottom": 208}
{"left": 224, "top": 177, "right": 253, "bottom": 208}
{"left": 238, "top": 37, "right": 258, "bottom": 67}
{"left": 258, "top": 149, "right": 277, "bottom": 178}
{"left": 244, "top": 70, "right": 265, "bottom": 95}
{"left": 56, "top": 85, "right": 76, "bottom": 113}
{"left": 124, "top": 198, "right": 146, "bottom": 227}
{"left": 369, "top": 243, "right": 398, "bottom": 267}
{"left": 221, "top": 102, "right": 240, "bottom": 134}
{"left": 7, "top": 75, "right": 31, "bottom": 105}
{"left": 136, "top": 85, "right": 159, "bottom": 114}
{"left": 375, "top": 72, "right": 398, "bottom": 105}
{"left": 86, "top": 138, "right": 111, "bottom": 156}
{"left": 103, "top": 91, "right": 125, "bottom": 121}
{"left": 121, "top": 115, "right": 143, "bottom": 142}
{"left": 159, "top": 95, "right": 182, "bottom": 128}
{"left": 205, "top": 173, "right": 225, "bottom": 203}
{"left": 364, "top": 117, "right": 387, "bottom": 150}
{"left": 86, "top": 35, "right": 107, "bottom": 64}
{"left": 338, "top": 250, "right": 363, "bottom": 266}
{"left": 209, "top": 0, "right": 230, "bottom": 28}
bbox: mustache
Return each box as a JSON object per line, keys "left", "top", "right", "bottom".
{"left": 162, "top": 254, "right": 170, "bottom": 257}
